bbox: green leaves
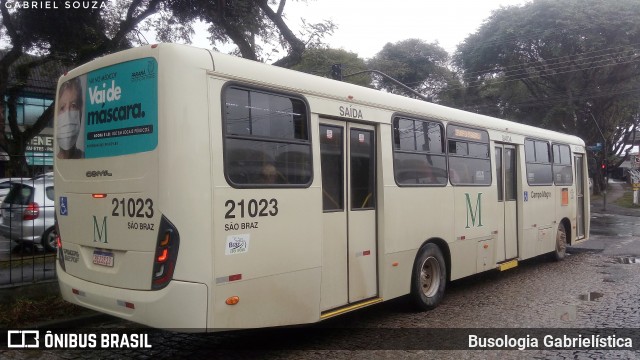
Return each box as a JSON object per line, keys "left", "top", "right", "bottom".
{"left": 454, "top": 0, "right": 640, "bottom": 163}
{"left": 291, "top": 48, "right": 371, "bottom": 87}
{"left": 368, "top": 39, "right": 456, "bottom": 102}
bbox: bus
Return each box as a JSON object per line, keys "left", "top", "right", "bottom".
{"left": 54, "top": 43, "right": 589, "bottom": 330}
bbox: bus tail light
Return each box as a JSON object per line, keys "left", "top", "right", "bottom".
{"left": 157, "top": 248, "right": 168, "bottom": 262}
{"left": 55, "top": 216, "right": 66, "bottom": 271}
{"left": 151, "top": 216, "right": 180, "bottom": 290}
{"left": 23, "top": 202, "right": 40, "bottom": 220}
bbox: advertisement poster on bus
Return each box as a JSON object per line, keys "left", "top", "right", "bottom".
{"left": 55, "top": 58, "right": 158, "bottom": 159}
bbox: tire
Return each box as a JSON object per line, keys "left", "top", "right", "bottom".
{"left": 553, "top": 222, "right": 567, "bottom": 261}
{"left": 410, "top": 243, "right": 447, "bottom": 310}
{"left": 42, "top": 227, "right": 57, "bottom": 252}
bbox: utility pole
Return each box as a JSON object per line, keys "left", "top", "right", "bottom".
{"left": 331, "top": 64, "right": 342, "bottom": 81}
{"left": 590, "top": 113, "right": 607, "bottom": 211}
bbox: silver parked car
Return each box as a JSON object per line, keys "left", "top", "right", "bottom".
{"left": 0, "top": 177, "right": 30, "bottom": 203}
{"left": 0, "top": 177, "right": 56, "bottom": 251}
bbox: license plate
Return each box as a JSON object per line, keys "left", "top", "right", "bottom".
{"left": 92, "top": 251, "right": 114, "bottom": 267}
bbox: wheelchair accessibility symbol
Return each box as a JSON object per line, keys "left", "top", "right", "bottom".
{"left": 60, "top": 196, "right": 68, "bottom": 216}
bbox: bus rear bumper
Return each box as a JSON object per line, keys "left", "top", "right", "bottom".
{"left": 57, "top": 264, "right": 208, "bottom": 330}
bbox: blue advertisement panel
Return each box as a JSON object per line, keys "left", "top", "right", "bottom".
{"left": 55, "top": 58, "right": 158, "bottom": 159}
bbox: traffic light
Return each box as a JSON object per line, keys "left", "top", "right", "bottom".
{"left": 331, "top": 64, "right": 342, "bottom": 80}
{"left": 601, "top": 162, "right": 607, "bottom": 176}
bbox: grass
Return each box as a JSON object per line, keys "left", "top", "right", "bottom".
{"left": 614, "top": 189, "right": 640, "bottom": 209}
{"left": 0, "top": 248, "right": 94, "bottom": 327}
{"left": 592, "top": 183, "right": 640, "bottom": 210}
{"left": 0, "top": 294, "right": 93, "bottom": 328}
{"left": 0, "top": 253, "right": 56, "bottom": 270}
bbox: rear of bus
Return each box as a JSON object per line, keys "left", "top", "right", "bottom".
{"left": 55, "top": 44, "right": 215, "bottom": 329}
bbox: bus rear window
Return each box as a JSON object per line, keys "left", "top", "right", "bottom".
{"left": 223, "top": 87, "right": 312, "bottom": 187}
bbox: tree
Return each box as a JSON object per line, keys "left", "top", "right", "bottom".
{"left": 453, "top": 0, "right": 640, "bottom": 192}
{"left": 163, "top": 0, "right": 335, "bottom": 67}
{"left": 367, "top": 39, "right": 459, "bottom": 103}
{"left": 290, "top": 48, "right": 371, "bottom": 87}
{"left": 0, "top": 0, "right": 163, "bottom": 175}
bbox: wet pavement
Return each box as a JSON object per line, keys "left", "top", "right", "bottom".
{"left": 4, "top": 247, "right": 638, "bottom": 359}
{"left": 590, "top": 213, "right": 640, "bottom": 237}
{"left": 573, "top": 181, "right": 640, "bottom": 257}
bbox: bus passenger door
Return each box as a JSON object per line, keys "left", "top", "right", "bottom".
{"left": 319, "top": 121, "right": 378, "bottom": 311}
{"left": 495, "top": 144, "right": 519, "bottom": 262}
{"left": 574, "top": 154, "right": 586, "bottom": 239}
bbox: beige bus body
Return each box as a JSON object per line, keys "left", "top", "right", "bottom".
{"left": 55, "top": 44, "right": 589, "bottom": 331}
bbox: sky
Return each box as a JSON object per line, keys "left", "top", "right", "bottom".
{"left": 185, "top": 0, "right": 529, "bottom": 60}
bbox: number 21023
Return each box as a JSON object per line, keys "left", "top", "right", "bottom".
{"left": 225, "top": 199, "right": 278, "bottom": 219}
{"left": 112, "top": 198, "right": 154, "bottom": 219}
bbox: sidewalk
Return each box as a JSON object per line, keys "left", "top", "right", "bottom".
{"left": 590, "top": 180, "right": 639, "bottom": 217}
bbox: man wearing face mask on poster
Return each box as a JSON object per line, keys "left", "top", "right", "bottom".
{"left": 56, "top": 77, "right": 84, "bottom": 159}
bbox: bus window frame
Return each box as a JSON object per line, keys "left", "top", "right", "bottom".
{"left": 524, "top": 138, "right": 553, "bottom": 186}
{"left": 446, "top": 124, "right": 492, "bottom": 187}
{"left": 350, "top": 127, "right": 377, "bottom": 210}
{"left": 552, "top": 142, "right": 574, "bottom": 186}
{"left": 391, "top": 114, "right": 447, "bottom": 187}
{"left": 221, "top": 83, "right": 314, "bottom": 189}
{"left": 320, "top": 124, "right": 345, "bottom": 212}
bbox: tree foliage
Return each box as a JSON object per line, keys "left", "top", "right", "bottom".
{"left": 454, "top": 0, "right": 640, "bottom": 185}
{"left": 164, "top": 0, "right": 335, "bottom": 67}
{"left": 368, "top": 39, "right": 459, "bottom": 103}
{"left": 291, "top": 48, "right": 371, "bottom": 87}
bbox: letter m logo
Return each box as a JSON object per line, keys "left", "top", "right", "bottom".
{"left": 93, "top": 216, "right": 108, "bottom": 243}
{"left": 465, "top": 193, "right": 483, "bottom": 228}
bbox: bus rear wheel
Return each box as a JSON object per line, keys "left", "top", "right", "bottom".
{"left": 411, "top": 243, "right": 446, "bottom": 310}
{"left": 553, "top": 222, "right": 567, "bottom": 261}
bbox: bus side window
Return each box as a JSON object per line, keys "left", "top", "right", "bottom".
{"left": 552, "top": 143, "right": 573, "bottom": 185}
{"left": 223, "top": 87, "right": 312, "bottom": 188}
{"left": 446, "top": 125, "right": 491, "bottom": 186}
{"left": 525, "top": 139, "right": 553, "bottom": 185}
{"left": 449, "top": 168, "right": 460, "bottom": 184}
{"left": 392, "top": 117, "right": 447, "bottom": 186}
